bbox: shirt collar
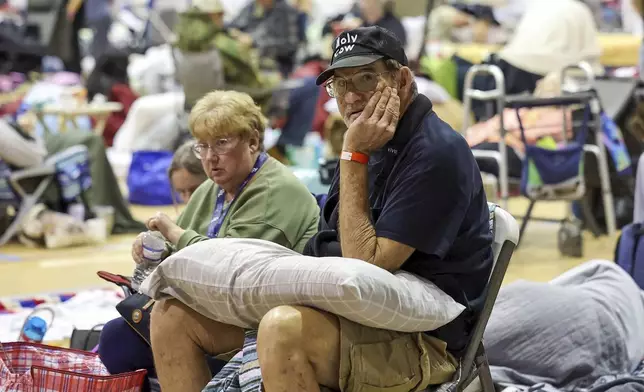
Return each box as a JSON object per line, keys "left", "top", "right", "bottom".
{"left": 385, "top": 94, "right": 433, "bottom": 152}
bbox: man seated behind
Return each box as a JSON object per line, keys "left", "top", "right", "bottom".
{"left": 256, "top": 27, "right": 494, "bottom": 391}
{"left": 174, "top": 0, "right": 280, "bottom": 109}
{"left": 227, "top": 0, "right": 301, "bottom": 76}
{"left": 151, "top": 27, "right": 493, "bottom": 392}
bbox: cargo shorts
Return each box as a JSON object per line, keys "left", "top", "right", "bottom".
{"left": 337, "top": 316, "right": 458, "bottom": 392}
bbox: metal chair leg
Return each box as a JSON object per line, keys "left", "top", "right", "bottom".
{"left": 0, "top": 196, "right": 38, "bottom": 246}
{"left": 476, "top": 345, "right": 495, "bottom": 392}
{"left": 517, "top": 199, "right": 536, "bottom": 245}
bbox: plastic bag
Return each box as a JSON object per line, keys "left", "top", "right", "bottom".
{"left": 127, "top": 150, "right": 175, "bottom": 206}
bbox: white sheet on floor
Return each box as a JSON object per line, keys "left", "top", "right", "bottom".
{"left": 0, "top": 290, "right": 122, "bottom": 343}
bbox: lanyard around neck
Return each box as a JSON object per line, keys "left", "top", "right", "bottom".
{"left": 206, "top": 152, "right": 268, "bottom": 238}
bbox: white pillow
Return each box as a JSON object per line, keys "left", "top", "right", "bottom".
{"left": 140, "top": 238, "right": 465, "bottom": 333}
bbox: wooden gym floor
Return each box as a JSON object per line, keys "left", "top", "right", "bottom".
{"left": 0, "top": 198, "right": 617, "bottom": 298}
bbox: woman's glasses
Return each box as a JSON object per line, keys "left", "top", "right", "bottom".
{"left": 325, "top": 71, "right": 390, "bottom": 98}
{"left": 192, "top": 137, "right": 240, "bottom": 158}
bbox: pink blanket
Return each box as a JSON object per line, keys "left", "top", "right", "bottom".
{"left": 466, "top": 107, "right": 573, "bottom": 154}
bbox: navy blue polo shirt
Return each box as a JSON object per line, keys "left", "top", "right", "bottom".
{"left": 332, "top": 95, "right": 494, "bottom": 353}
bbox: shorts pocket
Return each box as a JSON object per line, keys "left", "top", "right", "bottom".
{"left": 349, "top": 335, "right": 422, "bottom": 392}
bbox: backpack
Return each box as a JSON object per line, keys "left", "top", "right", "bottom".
{"left": 614, "top": 222, "right": 644, "bottom": 289}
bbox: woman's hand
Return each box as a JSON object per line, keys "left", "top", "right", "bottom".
{"left": 146, "top": 212, "right": 185, "bottom": 244}
{"left": 131, "top": 233, "right": 146, "bottom": 264}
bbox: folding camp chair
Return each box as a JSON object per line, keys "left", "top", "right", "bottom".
{"left": 426, "top": 203, "right": 520, "bottom": 392}
{"left": 0, "top": 145, "right": 91, "bottom": 246}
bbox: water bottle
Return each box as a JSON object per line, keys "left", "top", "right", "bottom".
{"left": 20, "top": 316, "right": 48, "bottom": 343}
{"left": 19, "top": 308, "right": 54, "bottom": 343}
{"left": 132, "top": 231, "right": 166, "bottom": 290}
{"left": 141, "top": 231, "right": 165, "bottom": 263}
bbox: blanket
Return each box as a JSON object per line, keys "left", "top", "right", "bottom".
{"left": 484, "top": 260, "right": 644, "bottom": 392}
{"left": 465, "top": 107, "right": 573, "bottom": 155}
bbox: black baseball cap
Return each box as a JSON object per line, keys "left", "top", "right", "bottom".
{"left": 315, "top": 26, "right": 409, "bottom": 86}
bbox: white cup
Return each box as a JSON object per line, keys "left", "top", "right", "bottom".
{"left": 142, "top": 231, "right": 165, "bottom": 262}
{"left": 93, "top": 205, "right": 115, "bottom": 235}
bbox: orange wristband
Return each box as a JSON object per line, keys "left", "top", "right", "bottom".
{"left": 340, "top": 150, "right": 369, "bottom": 165}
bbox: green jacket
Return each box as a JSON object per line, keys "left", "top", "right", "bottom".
{"left": 168, "top": 156, "right": 320, "bottom": 254}
{"left": 175, "top": 10, "right": 275, "bottom": 93}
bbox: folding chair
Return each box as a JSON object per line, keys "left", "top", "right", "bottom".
{"left": 0, "top": 145, "right": 91, "bottom": 246}
{"left": 429, "top": 203, "right": 520, "bottom": 392}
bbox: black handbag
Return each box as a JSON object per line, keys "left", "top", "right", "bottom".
{"left": 115, "top": 293, "right": 155, "bottom": 346}
{"left": 69, "top": 324, "right": 104, "bottom": 351}
{"left": 97, "top": 271, "right": 154, "bottom": 347}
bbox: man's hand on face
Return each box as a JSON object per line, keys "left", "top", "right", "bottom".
{"left": 343, "top": 86, "right": 400, "bottom": 155}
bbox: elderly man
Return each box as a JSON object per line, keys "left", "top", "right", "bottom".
{"left": 256, "top": 26, "right": 494, "bottom": 392}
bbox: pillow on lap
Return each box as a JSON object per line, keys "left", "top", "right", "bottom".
{"left": 139, "top": 238, "right": 465, "bottom": 332}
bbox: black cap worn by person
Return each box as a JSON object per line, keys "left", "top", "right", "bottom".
{"left": 315, "top": 26, "right": 409, "bottom": 86}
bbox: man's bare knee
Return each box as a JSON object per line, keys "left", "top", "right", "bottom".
{"left": 258, "top": 305, "right": 304, "bottom": 344}
{"left": 258, "top": 306, "right": 340, "bottom": 389}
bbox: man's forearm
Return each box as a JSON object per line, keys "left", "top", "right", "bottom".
{"left": 338, "top": 160, "right": 378, "bottom": 262}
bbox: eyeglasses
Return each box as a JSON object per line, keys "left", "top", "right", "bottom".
{"left": 192, "top": 137, "right": 240, "bottom": 158}
{"left": 325, "top": 71, "right": 390, "bottom": 98}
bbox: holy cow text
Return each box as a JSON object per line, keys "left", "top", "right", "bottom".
{"left": 335, "top": 33, "right": 358, "bottom": 56}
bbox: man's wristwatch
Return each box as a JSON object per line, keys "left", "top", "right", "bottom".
{"left": 340, "top": 150, "right": 369, "bottom": 165}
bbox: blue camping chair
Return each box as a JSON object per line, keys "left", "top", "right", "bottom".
{"left": 0, "top": 145, "right": 92, "bottom": 246}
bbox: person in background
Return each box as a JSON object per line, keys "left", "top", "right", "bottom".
{"left": 98, "top": 90, "right": 320, "bottom": 391}
{"left": 66, "top": 0, "right": 112, "bottom": 60}
{"left": 320, "top": 0, "right": 405, "bottom": 60}
{"left": 288, "top": 0, "right": 312, "bottom": 43}
{"left": 168, "top": 140, "right": 208, "bottom": 204}
{"left": 174, "top": 0, "right": 280, "bottom": 111}
{"left": 227, "top": 0, "right": 302, "bottom": 76}
{"left": 356, "top": 0, "right": 406, "bottom": 46}
{"left": 468, "top": 0, "right": 602, "bottom": 120}
{"left": 323, "top": 0, "right": 406, "bottom": 46}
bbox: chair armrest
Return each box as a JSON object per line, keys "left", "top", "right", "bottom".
{"left": 10, "top": 165, "right": 55, "bottom": 182}
{"left": 44, "top": 145, "right": 89, "bottom": 166}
